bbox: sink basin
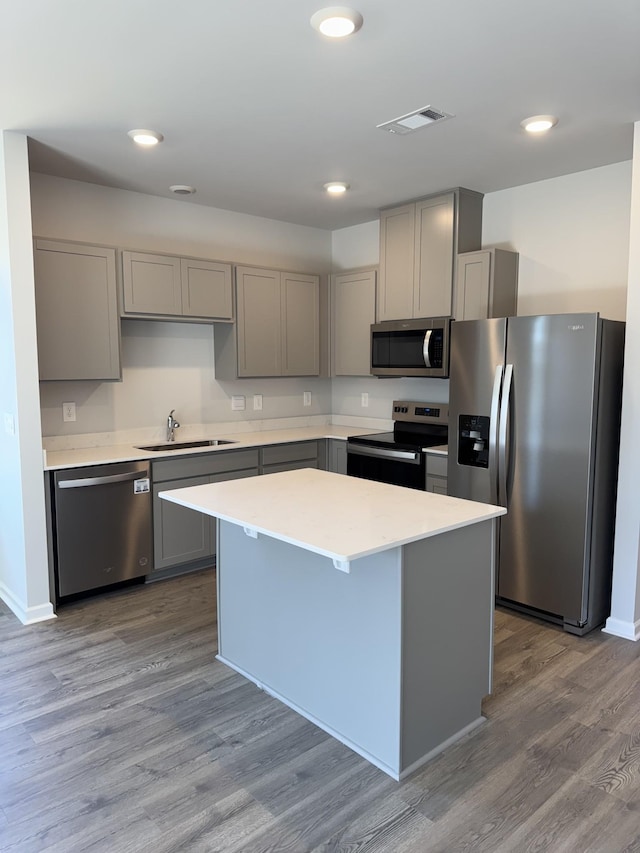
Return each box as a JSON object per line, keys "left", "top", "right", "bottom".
{"left": 137, "top": 439, "right": 236, "bottom": 452}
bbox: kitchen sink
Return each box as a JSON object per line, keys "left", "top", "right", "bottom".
{"left": 137, "top": 439, "right": 236, "bottom": 451}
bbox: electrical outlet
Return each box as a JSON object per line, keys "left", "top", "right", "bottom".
{"left": 303, "top": 391, "right": 312, "bottom": 407}
{"left": 62, "top": 402, "right": 76, "bottom": 422}
{"left": 253, "top": 394, "right": 263, "bottom": 411}
{"left": 361, "top": 392, "right": 369, "bottom": 408}
{"left": 231, "top": 395, "right": 246, "bottom": 411}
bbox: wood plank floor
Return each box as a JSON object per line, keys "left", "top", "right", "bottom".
{"left": 1, "top": 570, "right": 640, "bottom": 852}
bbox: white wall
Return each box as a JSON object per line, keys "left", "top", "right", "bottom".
{"left": 606, "top": 125, "right": 640, "bottom": 640}
{"left": 31, "top": 175, "right": 333, "bottom": 438}
{"left": 331, "top": 220, "right": 379, "bottom": 271}
{"left": 0, "top": 134, "right": 53, "bottom": 623}
{"left": 483, "top": 161, "right": 631, "bottom": 320}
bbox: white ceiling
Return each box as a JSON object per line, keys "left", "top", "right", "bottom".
{"left": 2, "top": 0, "right": 639, "bottom": 230}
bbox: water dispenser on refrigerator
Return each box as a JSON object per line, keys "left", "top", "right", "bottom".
{"left": 458, "top": 415, "right": 490, "bottom": 468}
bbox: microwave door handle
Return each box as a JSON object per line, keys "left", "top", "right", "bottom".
{"left": 498, "top": 363, "right": 513, "bottom": 508}
{"left": 489, "top": 365, "right": 503, "bottom": 506}
{"left": 423, "top": 330, "right": 433, "bottom": 368}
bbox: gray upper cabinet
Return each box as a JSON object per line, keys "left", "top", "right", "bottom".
{"left": 454, "top": 248, "right": 519, "bottom": 321}
{"left": 122, "top": 250, "right": 233, "bottom": 321}
{"left": 281, "top": 272, "right": 320, "bottom": 376}
{"left": 378, "top": 189, "right": 483, "bottom": 321}
{"left": 215, "top": 265, "right": 320, "bottom": 378}
{"left": 414, "top": 195, "right": 455, "bottom": 318}
{"left": 236, "top": 266, "right": 283, "bottom": 376}
{"left": 33, "top": 239, "right": 121, "bottom": 381}
{"left": 378, "top": 205, "right": 415, "bottom": 320}
{"left": 331, "top": 268, "right": 376, "bottom": 376}
{"left": 181, "top": 258, "right": 233, "bottom": 319}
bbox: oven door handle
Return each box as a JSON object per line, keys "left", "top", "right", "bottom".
{"left": 347, "top": 444, "right": 421, "bottom": 464}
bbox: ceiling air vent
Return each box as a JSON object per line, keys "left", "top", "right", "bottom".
{"left": 377, "top": 105, "right": 454, "bottom": 135}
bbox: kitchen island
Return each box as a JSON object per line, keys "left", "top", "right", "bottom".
{"left": 160, "top": 468, "right": 506, "bottom": 780}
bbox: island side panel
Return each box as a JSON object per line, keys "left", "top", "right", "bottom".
{"left": 400, "top": 519, "right": 495, "bottom": 774}
{"left": 217, "top": 520, "right": 403, "bottom": 775}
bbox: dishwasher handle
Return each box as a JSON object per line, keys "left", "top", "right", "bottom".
{"left": 57, "top": 470, "right": 146, "bottom": 489}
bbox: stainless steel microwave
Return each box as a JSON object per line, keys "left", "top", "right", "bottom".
{"left": 371, "top": 317, "right": 451, "bottom": 378}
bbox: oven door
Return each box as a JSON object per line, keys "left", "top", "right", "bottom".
{"left": 347, "top": 443, "right": 426, "bottom": 490}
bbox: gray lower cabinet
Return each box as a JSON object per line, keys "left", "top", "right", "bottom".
{"left": 122, "top": 250, "right": 233, "bottom": 321}
{"left": 33, "top": 239, "right": 121, "bottom": 381}
{"left": 261, "top": 441, "right": 323, "bottom": 474}
{"left": 214, "top": 266, "right": 320, "bottom": 378}
{"left": 426, "top": 454, "right": 448, "bottom": 495}
{"left": 327, "top": 439, "right": 348, "bottom": 474}
{"left": 331, "top": 268, "right": 376, "bottom": 376}
{"left": 150, "top": 442, "right": 325, "bottom": 576}
{"left": 150, "top": 448, "right": 259, "bottom": 575}
{"left": 153, "top": 473, "right": 214, "bottom": 570}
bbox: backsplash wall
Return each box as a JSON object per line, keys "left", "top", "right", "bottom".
{"left": 39, "top": 320, "right": 332, "bottom": 437}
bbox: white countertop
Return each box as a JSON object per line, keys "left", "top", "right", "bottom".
{"left": 160, "top": 468, "right": 504, "bottom": 566}
{"left": 423, "top": 444, "right": 448, "bottom": 455}
{"left": 42, "top": 425, "right": 388, "bottom": 471}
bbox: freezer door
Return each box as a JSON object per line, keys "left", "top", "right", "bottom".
{"left": 498, "top": 314, "right": 599, "bottom": 624}
{"left": 448, "top": 318, "right": 507, "bottom": 504}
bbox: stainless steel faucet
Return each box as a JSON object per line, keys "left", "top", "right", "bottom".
{"left": 167, "top": 409, "right": 180, "bottom": 442}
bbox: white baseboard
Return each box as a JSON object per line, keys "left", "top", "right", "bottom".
{"left": 602, "top": 616, "right": 640, "bottom": 641}
{"left": 0, "top": 583, "right": 56, "bottom": 625}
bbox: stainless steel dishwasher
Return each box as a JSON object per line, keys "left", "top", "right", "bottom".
{"left": 53, "top": 460, "right": 152, "bottom": 598}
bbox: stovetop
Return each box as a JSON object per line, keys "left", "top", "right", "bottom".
{"left": 348, "top": 430, "right": 446, "bottom": 452}
{"left": 348, "top": 400, "right": 449, "bottom": 453}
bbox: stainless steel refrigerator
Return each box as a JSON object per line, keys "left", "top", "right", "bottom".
{"left": 447, "top": 313, "right": 625, "bottom": 635}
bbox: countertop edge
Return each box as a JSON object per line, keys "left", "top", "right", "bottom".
{"left": 159, "top": 469, "right": 502, "bottom": 564}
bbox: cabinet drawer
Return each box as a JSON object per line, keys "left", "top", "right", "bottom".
{"left": 210, "top": 467, "right": 258, "bottom": 484}
{"left": 153, "top": 448, "right": 260, "bottom": 482}
{"left": 426, "top": 454, "right": 448, "bottom": 477}
{"left": 261, "top": 441, "right": 319, "bottom": 466}
{"left": 262, "top": 460, "right": 319, "bottom": 474}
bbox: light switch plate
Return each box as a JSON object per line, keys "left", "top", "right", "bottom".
{"left": 231, "top": 395, "right": 246, "bottom": 411}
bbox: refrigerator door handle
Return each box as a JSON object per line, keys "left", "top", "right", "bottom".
{"left": 498, "top": 363, "right": 514, "bottom": 507}
{"left": 489, "top": 364, "right": 503, "bottom": 505}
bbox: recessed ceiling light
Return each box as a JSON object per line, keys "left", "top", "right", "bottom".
{"left": 324, "top": 181, "right": 350, "bottom": 195}
{"left": 170, "top": 185, "right": 196, "bottom": 195}
{"left": 127, "top": 129, "right": 164, "bottom": 146}
{"left": 311, "top": 7, "right": 363, "bottom": 38}
{"left": 520, "top": 115, "right": 559, "bottom": 134}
